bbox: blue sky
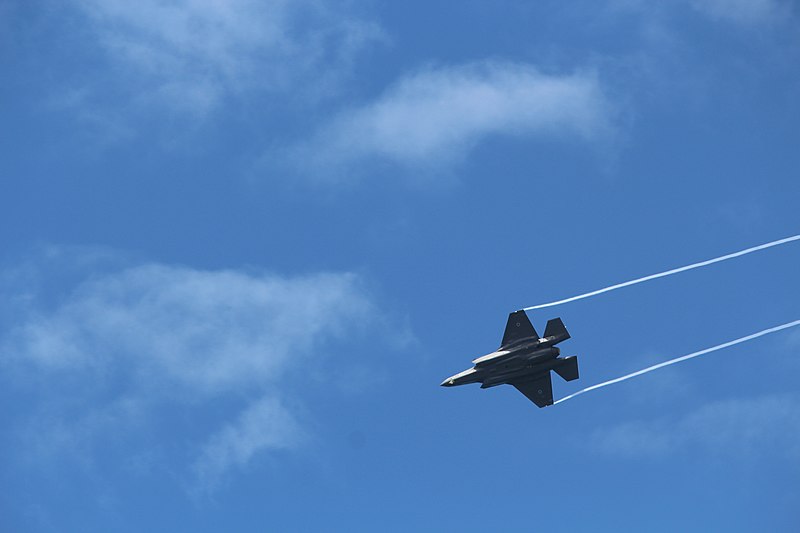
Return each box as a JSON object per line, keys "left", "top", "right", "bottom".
{"left": 2, "top": 1, "right": 799, "bottom": 531}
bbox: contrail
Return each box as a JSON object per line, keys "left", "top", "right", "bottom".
{"left": 554, "top": 319, "right": 800, "bottom": 405}
{"left": 525, "top": 234, "right": 800, "bottom": 311}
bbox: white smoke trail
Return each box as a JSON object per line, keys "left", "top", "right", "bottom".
{"left": 525, "top": 234, "right": 800, "bottom": 311}
{"left": 554, "top": 319, "right": 800, "bottom": 405}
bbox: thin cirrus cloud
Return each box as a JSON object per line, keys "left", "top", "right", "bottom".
{"left": 590, "top": 394, "right": 800, "bottom": 461}
{"left": 72, "top": 0, "right": 383, "bottom": 113}
{"left": 611, "top": 0, "right": 794, "bottom": 26}
{"left": 1, "top": 252, "right": 375, "bottom": 488}
{"left": 193, "top": 396, "right": 302, "bottom": 491}
{"left": 285, "top": 61, "right": 614, "bottom": 180}
{"left": 688, "top": 0, "right": 793, "bottom": 25}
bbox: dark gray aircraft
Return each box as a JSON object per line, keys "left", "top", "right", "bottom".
{"left": 441, "top": 310, "right": 578, "bottom": 407}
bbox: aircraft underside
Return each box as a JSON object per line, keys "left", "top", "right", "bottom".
{"left": 442, "top": 311, "right": 579, "bottom": 408}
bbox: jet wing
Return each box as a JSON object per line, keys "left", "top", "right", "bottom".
{"left": 511, "top": 373, "right": 553, "bottom": 408}
{"left": 501, "top": 310, "right": 538, "bottom": 347}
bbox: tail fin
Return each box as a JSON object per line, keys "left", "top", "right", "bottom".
{"left": 543, "top": 317, "right": 570, "bottom": 345}
{"left": 553, "top": 356, "right": 579, "bottom": 382}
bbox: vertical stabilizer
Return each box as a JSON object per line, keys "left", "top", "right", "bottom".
{"left": 543, "top": 317, "right": 570, "bottom": 344}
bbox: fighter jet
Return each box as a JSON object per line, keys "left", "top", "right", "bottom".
{"left": 441, "top": 310, "right": 578, "bottom": 407}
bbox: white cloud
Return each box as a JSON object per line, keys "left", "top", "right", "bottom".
{"left": 287, "top": 61, "right": 613, "bottom": 179}
{"left": 193, "top": 395, "right": 302, "bottom": 490}
{"left": 591, "top": 394, "right": 800, "bottom": 462}
{"left": 8, "top": 264, "right": 371, "bottom": 392}
{"left": 73, "top": 0, "right": 383, "bottom": 113}
{"left": 1, "top": 253, "right": 375, "bottom": 487}
{"left": 688, "top": 0, "right": 792, "bottom": 25}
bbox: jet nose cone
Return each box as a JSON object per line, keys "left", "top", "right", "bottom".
{"left": 440, "top": 377, "right": 455, "bottom": 387}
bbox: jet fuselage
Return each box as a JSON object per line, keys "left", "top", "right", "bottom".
{"left": 441, "top": 343, "right": 561, "bottom": 389}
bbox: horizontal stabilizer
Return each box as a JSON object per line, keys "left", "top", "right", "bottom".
{"left": 543, "top": 317, "right": 570, "bottom": 345}
{"left": 501, "top": 310, "right": 538, "bottom": 347}
{"left": 553, "top": 356, "right": 579, "bottom": 382}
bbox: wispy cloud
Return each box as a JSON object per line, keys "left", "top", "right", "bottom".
{"left": 591, "top": 394, "right": 800, "bottom": 462}
{"left": 609, "top": 0, "right": 794, "bottom": 27}
{"left": 1, "top": 250, "right": 376, "bottom": 488}
{"left": 71, "top": 0, "right": 383, "bottom": 114}
{"left": 193, "top": 395, "right": 302, "bottom": 491}
{"left": 283, "top": 61, "right": 613, "bottom": 180}
{"left": 688, "top": 0, "right": 793, "bottom": 25}
{"left": 5, "top": 263, "right": 371, "bottom": 389}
